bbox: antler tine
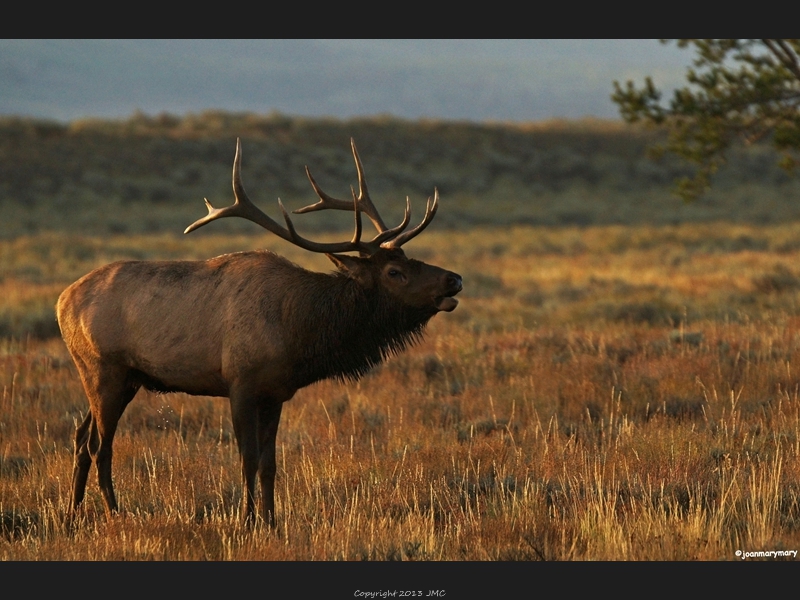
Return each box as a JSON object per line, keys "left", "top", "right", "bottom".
{"left": 349, "top": 186, "right": 363, "bottom": 246}
{"left": 185, "top": 138, "right": 293, "bottom": 241}
{"left": 348, "top": 138, "right": 387, "bottom": 231}
{"left": 297, "top": 167, "right": 354, "bottom": 213}
{"left": 371, "top": 197, "right": 411, "bottom": 246}
{"left": 293, "top": 139, "right": 388, "bottom": 233}
{"left": 382, "top": 188, "right": 439, "bottom": 249}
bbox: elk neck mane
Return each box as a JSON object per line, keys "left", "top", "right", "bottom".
{"left": 278, "top": 262, "right": 436, "bottom": 388}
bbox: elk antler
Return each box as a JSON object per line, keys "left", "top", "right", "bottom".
{"left": 185, "top": 138, "right": 438, "bottom": 254}
{"left": 296, "top": 139, "right": 440, "bottom": 249}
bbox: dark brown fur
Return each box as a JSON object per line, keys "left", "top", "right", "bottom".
{"left": 58, "top": 246, "right": 461, "bottom": 526}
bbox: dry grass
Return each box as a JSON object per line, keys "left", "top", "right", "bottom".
{"left": 1, "top": 223, "right": 800, "bottom": 561}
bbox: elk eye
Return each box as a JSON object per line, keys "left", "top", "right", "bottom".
{"left": 388, "top": 268, "right": 403, "bottom": 279}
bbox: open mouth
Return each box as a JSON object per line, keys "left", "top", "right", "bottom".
{"left": 435, "top": 295, "right": 459, "bottom": 312}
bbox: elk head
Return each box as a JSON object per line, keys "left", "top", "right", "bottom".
{"left": 327, "top": 249, "right": 461, "bottom": 313}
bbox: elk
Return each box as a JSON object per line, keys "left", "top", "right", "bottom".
{"left": 57, "top": 138, "right": 462, "bottom": 527}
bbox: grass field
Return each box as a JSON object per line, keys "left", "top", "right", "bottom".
{"left": 1, "top": 223, "right": 799, "bottom": 560}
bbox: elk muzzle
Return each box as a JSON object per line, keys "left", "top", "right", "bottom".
{"left": 436, "top": 272, "right": 462, "bottom": 312}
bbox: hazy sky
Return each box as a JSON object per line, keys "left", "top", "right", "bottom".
{"left": 0, "top": 40, "right": 690, "bottom": 122}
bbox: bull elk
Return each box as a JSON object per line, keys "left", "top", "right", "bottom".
{"left": 57, "top": 138, "right": 462, "bottom": 527}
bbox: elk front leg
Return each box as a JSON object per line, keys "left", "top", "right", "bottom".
{"left": 230, "top": 392, "right": 259, "bottom": 525}
{"left": 257, "top": 401, "right": 283, "bottom": 528}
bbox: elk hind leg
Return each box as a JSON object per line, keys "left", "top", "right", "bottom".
{"left": 93, "top": 383, "right": 138, "bottom": 515}
{"left": 70, "top": 411, "right": 94, "bottom": 513}
{"left": 75, "top": 361, "right": 139, "bottom": 517}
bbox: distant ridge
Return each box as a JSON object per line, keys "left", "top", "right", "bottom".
{"left": 2, "top": 112, "right": 799, "bottom": 237}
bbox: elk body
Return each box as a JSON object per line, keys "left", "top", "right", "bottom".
{"left": 57, "top": 139, "right": 462, "bottom": 527}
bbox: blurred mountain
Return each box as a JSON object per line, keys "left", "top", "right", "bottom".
{"left": 0, "top": 40, "right": 689, "bottom": 122}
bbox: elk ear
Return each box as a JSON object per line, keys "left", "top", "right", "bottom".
{"left": 326, "top": 253, "right": 375, "bottom": 288}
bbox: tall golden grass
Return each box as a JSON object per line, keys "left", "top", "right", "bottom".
{"left": 1, "top": 224, "right": 799, "bottom": 560}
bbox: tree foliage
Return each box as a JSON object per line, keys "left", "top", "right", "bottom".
{"left": 612, "top": 39, "right": 800, "bottom": 200}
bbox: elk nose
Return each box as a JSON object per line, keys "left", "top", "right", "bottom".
{"left": 447, "top": 273, "right": 463, "bottom": 293}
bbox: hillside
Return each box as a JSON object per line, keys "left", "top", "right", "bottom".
{"left": 2, "top": 112, "right": 799, "bottom": 237}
